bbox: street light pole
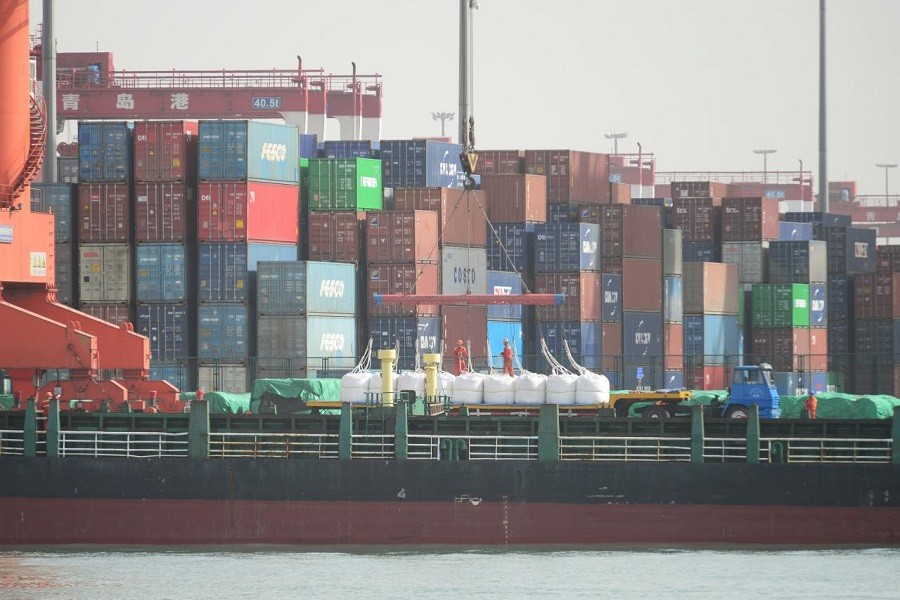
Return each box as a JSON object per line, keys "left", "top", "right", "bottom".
{"left": 432, "top": 112, "right": 455, "bottom": 139}
{"left": 604, "top": 132, "right": 628, "bottom": 155}
{"left": 753, "top": 149, "right": 777, "bottom": 184}
{"left": 876, "top": 163, "right": 898, "bottom": 202}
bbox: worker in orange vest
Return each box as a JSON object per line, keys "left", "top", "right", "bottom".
{"left": 38, "top": 391, "right": 53, "bottom": 415}
{"left": 805, "top": 393, "right": 818, "bottom": 419}
{"left": 453, "top": 339, "right": 469, "bottom": 376}
{"left": 501, "top": 339, "right": 514, "bottom": 377}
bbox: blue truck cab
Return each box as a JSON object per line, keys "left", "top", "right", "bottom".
{"left": 724, "top": 363, "right": 781, "bottom": 419}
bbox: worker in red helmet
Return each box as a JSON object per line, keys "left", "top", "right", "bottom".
{"left": 805, "top": 393, "right": 818, "bottom": 420}
{"left": 453, "top": 339, "right": 468, "bottom": 376}
{"left": 501, "top": 339, "right": 514, "bottom": 377}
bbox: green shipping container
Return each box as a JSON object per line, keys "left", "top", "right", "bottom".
{"left": 751, "top": 284, "right": 810, "bottom": 328}
{"left": 308, "top": 158, "right": 383, "bottom": 211}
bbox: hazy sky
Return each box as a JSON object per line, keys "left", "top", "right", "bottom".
{"left": 29, "top": 0, "right": 900, "bottom": 195}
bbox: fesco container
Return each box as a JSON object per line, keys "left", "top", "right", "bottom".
{"left": 198, "top": 242, "right": 297, "bottom": 303}
{"left": 256, "top": 261, "right": 356, "bottom": 316}
{"left": 671, "top": 198, "right": 717, "bottom": 242}
{"left": 78, "top": 121, "right": 130, "bottom": 182}
{"left": 307, "top": 211, "right": 363, "bottom": 263}
{"left": 482, "top": 174, "right": 548, "bottom": 224}
{"left": 601, "top": 274, "right": 622, "bottom": 322}
{"left": 600, "top": 204, "right": 662, "bottom": 258}
{"left": 322, "top": 140, "right": 379, "bottom": 159}
{"left": 379, "top": 140, "right": 465, "bottom": 189}
{"left": 487, "top": 319, "right": 525, "bottom": 370}
{"left": 135, "top": 183, "right": 190, "bottom": 242}
{"left": 441, "top": 246, "right": 487, "bottom": 295}
{"left": 682, "top": 241, "right": 719, "bottom": 263}
{"left": 539, "top": 320, "right": 601, "bottom": 370}
{"left": 683, "top": 314, "right": 741, "bottom": 365}
{"left": 54, "top": 242, "right": 75, "bottom": 305}
{"left": 79, "top": 244, "right": 130, "bottom": 303}
{"left": 664, "top": 276, "right": 683, "bottom": 323}
{"left": 368, "top": 315, "right": 441, "bottom": 370}
{"left": 683, "top": 262, "right": 739, "bottom": 315}
{"left": 767, "top": 240, "right": 828, "bottom": 284}
{"left": 720, "top": 197, "right": 780, "bottom": 242}
{"left": 30, "top": 183, "right": 75, "bottom": 243}
{"left": 365, "top": 210, "right": 439, "bottom": 264}
{"left": 751, "top": 284, "right": 810, "bottom": 328}
{"left": 823, "top": 226, "right": 876, "bottom": 275}
{"left": 308, "top": 158, "right": 383, "bottom": 211}
{"left": 136, "top": 243, "right": 187, "bottom": 302}
{"left": 779, "top": 221, "right": 813, "bottom": 241}
{"left": 197, "top": 364, "right": 248, "bottom": 394}
{"left": 486, "top": 271, "right": 524, "bottom": 320}
{"left": 622, "top": 311, "right": 663, "bottom": 360}
{"left": 78, "top": 183, "right": 130, "bottom": 243}
{"left": 663, "top": 228, "right": 683, "bottom": 276}
{"left": 79, "top": 303, "right": 132, "bottom": 326}
{"left": 257, "top": 315, "right": 358, "bottom": 376}
{"left": 810, "top": 283, "right": 827, "bottom": 327}
{"left": 199, "top": 181, "right": 299, "bottom": 243}
{"left": 198, "top": 303, "right": 249, "bottom": 359}
{"left": 137, "top": 303, "right": 189, "bottom": 361}
{"left": 133, "top": 120, "right": 197, "bottom": 182}
{"left": 440, "top": 306, "right": 488, "bottom": 371}
{"left": 198, "top": 120, "right": 299, "bottom": 183}
{"left": 393, "top": 187, "right": 487, "bottom": 247}
{"left": 535, "top": 272, "right": 601, "bottom": 321}
{"left": 534, "top": 222, "right": 600, "bottom": 272}
{"left": 721, "top": 241, "right": 767, "bottom": 284}
{"left": 524, "top": 150, "right": 610, "bottom": 204}
{"left": 487, "top": 223, "right": 533, "bottom": 273}
{"left": 367, "top": 263, "right": 440, "bottom": 317}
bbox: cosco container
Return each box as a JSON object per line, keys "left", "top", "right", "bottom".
{"left": 308, "top": 158, "right": 383, "bottom": 211}
{"left": 539, "top": 321, "right": 601, "bottom": 370}
{"left": 307, "top": 211, "right": 363, "bottom": 262}
{"left": 198, "top": 120, "right": 299, "bottom": 183}
{"left": 197, "top": 365, "right": 248, "bottom": 395}
{"left": 488, "top": 320, "right": 525, "bottom": 371}
{"left": 671, "top": 198, "right": 717, "bottom": 242}
{"left": 779, "top": 221, "right": 813, "bottom": 241}
{"left": 623, "top": 311, "right": 663, "bottom": 360}
{"left": 534, "top": 222, "right": 600, "bottom": 272}
{"left": 136, "top": 243, "right": 187, "bottom": 302}
{"left": 199, "top": 181, "right": 299, "bottom": 243}
{"left": 600, "top": 205, "right": 662, "bottom": 258}
{"left": 198, "top": 304, "right": 249, "bottom": 359}
{"left": 721, "top": 242, "right": 767, "bottom": 284}
{"left": 683, "top": 314, "right": 741, "bottom": 365}
{"left": 379, "top": 140, "right": 465, "bottom": 189}
{"left": 767, "top": 241, "right": 828, "bottom": 284}
{"left": 535, "top": 272, "right": 601, "bottom": 321}
{"left": 78, "top": 121, "right": 130, "bottom": 182}
{"left": 79, "top": 303, "right": 132, "bottom": 326}
{"left": 486, "top": 271, "right": 524, "bottom": 320}
{"left": 30, "top": 183, "right": 75, "bottom": 243}
{"left": 664, "top": 276, "right": 683, "bottom": 323}
{"left": 601, "top": 274, "right": 622, "bottom": 322}
{"left": 137, "top": 303, "right": 190, "bottom": 360}
{"left": 365, "top": 210, "right": 439, "bottom": 264}
{"left": 487, "top": 223, "right": 533, "bottom": 273}
{"left": 441, "top": 306, "right": 488, "bottom": 372}
{"left": 663, "top": 229, "right": 683, "bottom": 276}
{"left": 823, "top": 226, "right": 876, "bottom": 275}
{"left": 682, "top": 241, "right": 719, "bottom": 263}
{"left": 482, "top": 174, "right": 547, "bottom": 224}
{"left": 478, "top": 150, "right": 524, "bottom": 175}
{"left": 809, "top": 283, "right": 827, "bottom": 327}
{"left": 524, "top": 150, "right": 610, "bottom": 204}
{"left": 440, "top": 246, "right": 487, "bottom": 295}
{"left": 322, "top": 140, "right": 379, "bottom": 159}
{"left": 367, "top": 263, "right": 440, "bottom": 317}
{"left": 751, "top": 284, "right": 810, "bottom": 328}
{"left": 135, "top": 183, "right": 190, "bottom": 242}
{"left": 198, "top": 242, "right": 296, "bottom": 303}
{"left": 368, "top": 315, "right": 441, "bottom": 370}
{"left": 683, "top": 262, "right": 739, "bottom": 315}
{"left": 853, "top": 273, "right": 900, "bottom": 319}
{"left": 720, "top": 197, "right": 780, "bottom": 242}
{"left": 78, "top": 183, "right": 130, "bottom": 243}
{"left": 393, "top": 187, "right": 487, "bottom": 247}
{"left": 133, "top": 120, "right": 197, "bottom": 182}
{"left": 256, "top": 261, "right": 356, "bottom": 316}
{"left": 79, "top": 244, "right": 131, "bottom": 303}
{"left": 257, "top": 315, "right": 358, "bottom": 377}
{"left": 750, "top": 328, "right": 810, "bottom": 372}
{"left": 54, "top": 243, "right": 75, "bottom": 305}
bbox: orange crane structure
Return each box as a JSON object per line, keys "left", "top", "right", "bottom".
{"left": 0, "top": 0, "right": 179, "bottom": 412}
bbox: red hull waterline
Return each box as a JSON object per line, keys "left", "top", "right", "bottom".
{"left": 2, "top": 499, "right": 897, "bottom": 546}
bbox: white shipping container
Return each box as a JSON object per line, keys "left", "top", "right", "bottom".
{"left": 721, "top": 242, "right": 768, "bottom": 284}
{"left": 440, "top": 245, "right": 487, "bottom": 295}
{"left": 78, "top": 244, "right": 131, "bottom": 302}
{"left": 198, "top": 364, "right": 248, "bottom": 394}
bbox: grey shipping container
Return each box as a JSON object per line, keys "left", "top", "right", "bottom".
{"left": 663, "top": 229, "right": 683, "bottom": 276}
{"left": 721, "top": 242, "right": 767, "bottom": 284}
{"left": 79, "top": 244, "right": 131, "bottom": 303}
{"left": 441, "top": 246, "right": 487, "bottom": 295}
{"left": 768, "top": 240, "right": 828, "bottom": 284}
{"left": 257, "top": 261, "right": 357, "bottom": 316}
{"left": 257, "top": 315, "right": 358, "bottom": 376}
{"left": 54, "top": 243, "right": 75, "bottom": 305}
{"left": 31, "top": 183, "right": 75, "bottom": 243}
{"left": 197, "top": 365, "right": 248, "bottom": 394}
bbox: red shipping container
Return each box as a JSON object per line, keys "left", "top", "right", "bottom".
{"left": 720, "top": 197, "right": 780, "bottom": 242}
{"left": 671, "top": 181, "right": 729, "bottom": 200}
{"left": 854, "top": 273, "right": 900, "bottom": 319}
{"left": 78, "top": 183, "right": 130, "bottom": 243}
{"left": 622, "top": 257, "right": 663, "bottom": 312}
{"left": 367, "top": 263, "right": 440, "bottom": 317}
{"left": 393, "top": 187, "right": 487, "bottom": 246}
{"left": 365, "top": 210, "right": 440, "bottom": 264}
{"left": 609, "top": 182, "right": 631, "bottom": 204}
{"left": 78, "top": 303, "right": 132, "bottom": 326}
{"left": 876, "top": 246, "right": 900, "bottom": 274}
{"left": 135, "top": 183, "right": 189, "bottom": 242}
{"left": 524, "top": 150, "right": 610, "bottom": 204}
{"left": 684, "top": 365, "right": 727, "bottom": 390}
{"left": 664, "top": 322, "right": 684, "bottom": 371}
{"left": 683, "top": 262, "right": 740, "bottom": 315}
{"left": 199, "top": 181, "right": 299, "bottom": 243}
{"left": 671, "top": 198, "right": 717, "bottom": 242}
{"left": 308, "top": 211, "right": 363, "bottom": 263}
{"left": 478, "top": 150, "right": 524, "bottom": 175}
{"left": 654, "top": 183, "right": 672, "bottom": 198}
{"left": 601, "top": 205, "right": 662, "bottom": 258}
{"left": 482, "top": 174, "right": 547, "bottom": 224}
{"left": 808, "top": 328, "right": 828, "bottom": 372}
{"left": 134, "top": 120, "right": 197, "bottom": 182}
{"left": 441, "top": 305, "right": 488, "bottom": 371}
{"left": 535, "top": 272, "right": 601, "bottom": 321}
{"left": 751, "top": 328, "right": 810, "bottom": 372}
{"left": 601, "top": 256, "right": 623, "bottom": 275}
{"left": 602, "top": 321, "right": 622, "bottom": 373}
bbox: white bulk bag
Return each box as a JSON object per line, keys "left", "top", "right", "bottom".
{"left": 397, "top": 370, "right": 426, "bottom": 397}
{"left": 514, "top": 372, "right": 548, "bottom": 406}
{"left": 340, "top": 371, "right": 372, "bottom": 404}
{"left": 451, "top": 371, "right": 484, "bottom": 405}
{"left": 575, "top": 372, "right": 611, "bottom": 406}
{"left": 546, "top": 372, "right": 578, "bottom": 405}
{"left": 483, "top": 374, "right": 516, "bottom": 405}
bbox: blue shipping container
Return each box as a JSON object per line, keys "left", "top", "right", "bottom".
{"left": 783, "top": 212, "right": 851, "bottom": 228}
{"left": 487, "top": 223, "right": 533, "bottom": 273}
{"left": 198, "top": 120, "right": 299, "bottom": 183}
{"left": 809, "top": 283, "right": 827, "bottom": 327}
{"left": 827, "top": 276, "right": 851, "bottom": 322}
{"left": 322, "top": 140, "right": 379, "bottom": 159}
{"left": 379, "top": 140, "right": 465, "bottom": 189}
{"left": 78, "top": 121, "right": 130, "bottom": 182}
{"left": 683, "top": 314, "right": 741, "bottom": 365}
{"left": 369, "top": 316, "right": 441, "bottom": 370}
{"left": 622, "top": 362, "right": 663, "bottom": 391}
{"left": 682, "top": 241, "right": 719, "bottom": 263}
{"left": 198, "top": 304, "right": 249, "bottom": 359}
{"left": 663, "top": 370, "right": 685, "bottom": 390}
{"left": 257, "top": 261, "right": 356, "bottom": 316}
{"left": 534, "top": 223, "right": 600, "bottom": 272}
{"left": 539, "top": 321, "right": 601, "bottom": 370}
{"left": 664, "top": 276, "right": 683, "bottom": 323}
{"left": 602, "top": 274, "right": 622, "bottom": 322}
{"left": 779, "top": 221, "right": 813, "bottom": 241}
{"left": 808, "top": 372, "right": 828, "bottom": 394}
{"left": 623, "top": 311, "right": 663, "bottom": 360}
{"left": 200, "top": 242, "right": 296, "bottom": 303}
{"left": 767, "top": 240, "right": 828, "bottom": 284}
{"left": 30, "top": 183, "right": 75, "bottom": 243}
{"left": 136, "top": 243, "right": 187, "bottom": 302}
{"left": 299, "top": 134, "right": 318, "bottom": 159}
{"left": 149, "top": 361, "right": 191, "bottom": 391}
{"left": 137, "top": 303, "right": 190, "bottom": 361}
{"left": 487, "top": 320, "right": 524, "bottom": 370}
{"left": 486, "top": 271, "right": 524, "bottom": 320}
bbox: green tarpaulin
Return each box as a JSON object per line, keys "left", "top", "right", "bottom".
{"left": 0, "top": 394, "right": 12, "bottom": 411}
{"left": 250, "top": 378, "right": 342, "bottom": 413}
{"left": 624, "top": 390, "right": 729, "bottom": 417}
{"left": 779, "top": 393, "right": 900, "bottom": 419}
{"left": 204, "top": 391, "right": 251, "bottom": 415}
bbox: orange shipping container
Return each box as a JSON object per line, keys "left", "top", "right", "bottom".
{"left": 535, "top": 272, "right": 601, "bottom": 321}
{"left": 365, "top": 210, "right": 440, "bottom": 264}
{"left": 367, "top": 263, "right": 440, "bottom": 317}
{"left": 393, "top": 187, "right": 487, "bottom": 247}
{"left": 609, "top": 182, "right": 631, "bottom": 204}
{"left": 482, "top": 174, "right": 547, "bottom": 224}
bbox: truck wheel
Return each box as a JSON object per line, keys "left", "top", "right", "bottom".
{"left": 644, "top": 406, "right": 669, "bottom": 419}
{"left": 725, "top": 405, "right": 749, "bottom": 419}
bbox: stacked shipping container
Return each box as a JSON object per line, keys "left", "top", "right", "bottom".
{"left": 683, "top": 263, "right": 740, "bottom": 390}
